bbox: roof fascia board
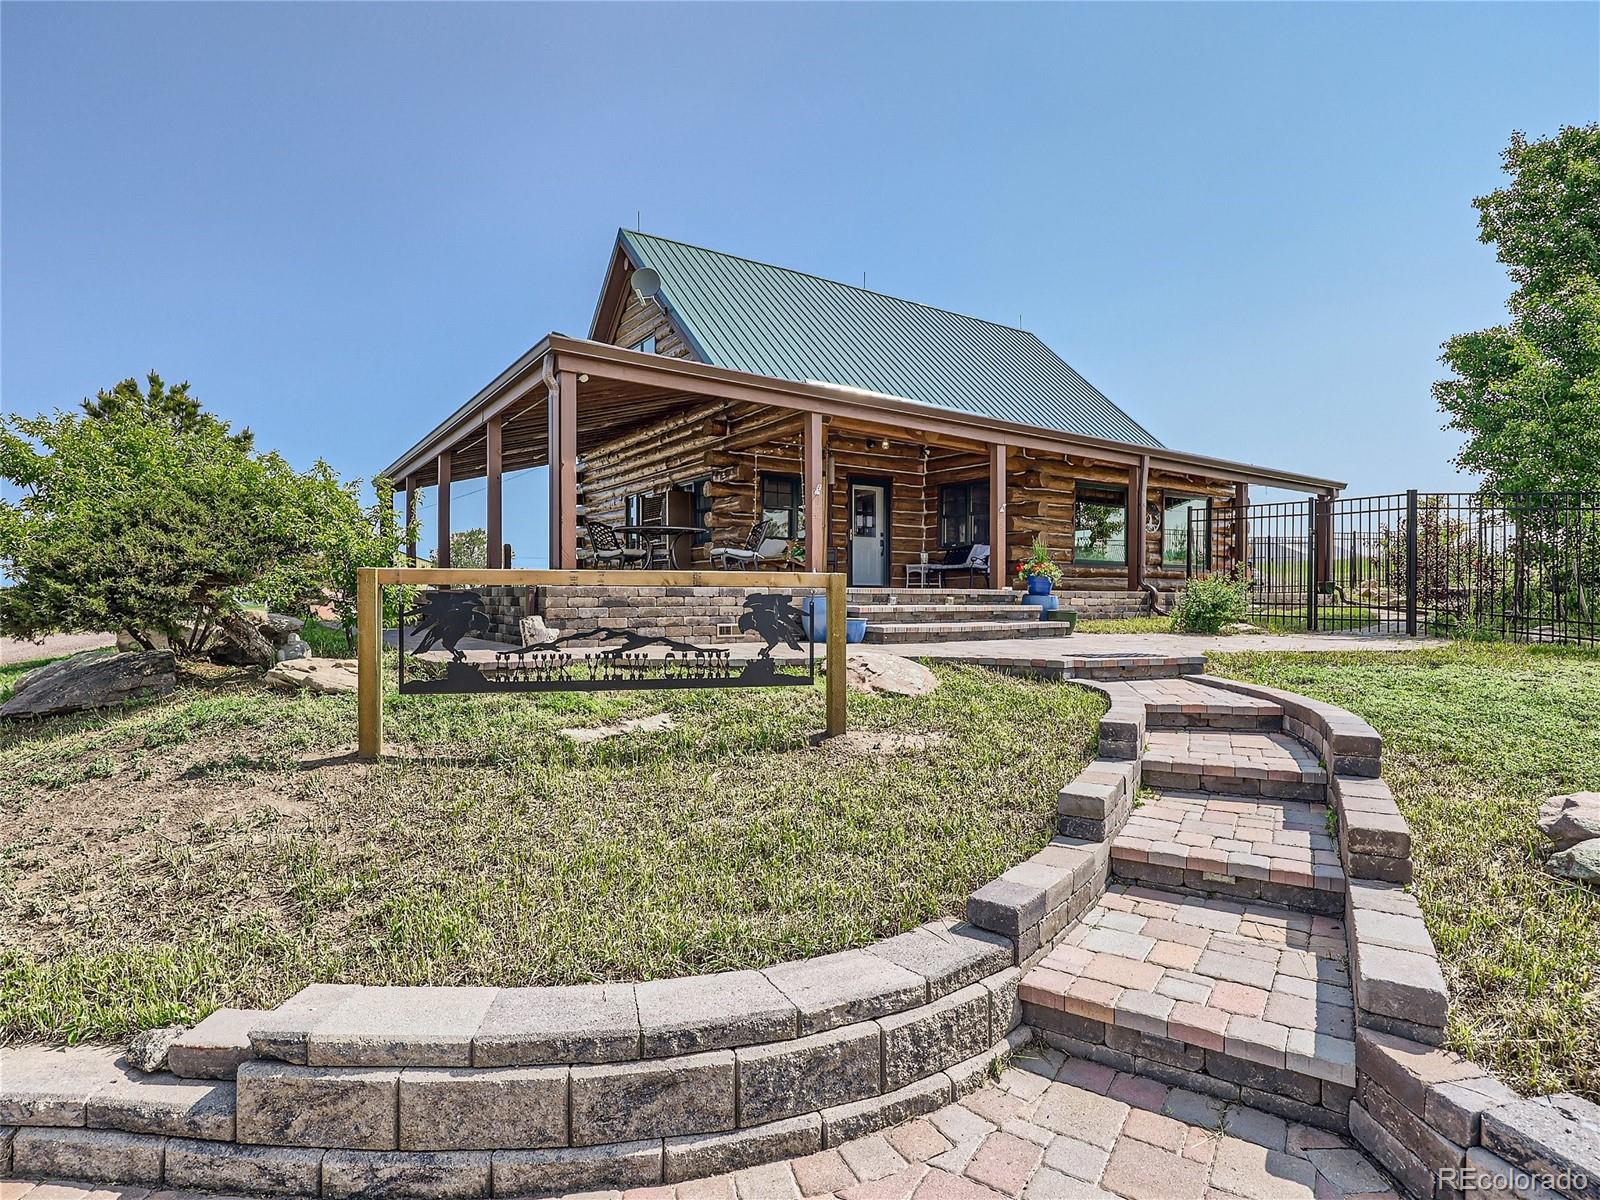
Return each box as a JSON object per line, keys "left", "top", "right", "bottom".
{"left": 381, "top": 338, "right": 551, "bottom": 481}
{"left": 587, "top": 238, "right": 633, "bottom": 341}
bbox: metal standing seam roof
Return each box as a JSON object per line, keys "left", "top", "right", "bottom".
{"left": 613, "top": 229, "right": 1166, "bottom": 450}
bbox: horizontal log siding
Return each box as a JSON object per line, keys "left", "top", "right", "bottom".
{"left": 610, "top": 293, "right": 696, "bottom": 360}
{"left": 578, "top": 401, "right": 1240, "bottom": 586}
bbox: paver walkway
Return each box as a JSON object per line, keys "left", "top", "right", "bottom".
{"left": 0, "top": 1043, "right": 1397, "bottom": 1200}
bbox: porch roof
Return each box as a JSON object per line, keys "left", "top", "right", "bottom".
{"left": 379, "top": 335, "right": 1346, "bottom": 494}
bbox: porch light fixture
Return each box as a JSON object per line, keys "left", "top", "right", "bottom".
{"left": 578, "top": 373, "right": 590, "bottom": 383}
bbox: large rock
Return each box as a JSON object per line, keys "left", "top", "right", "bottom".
{"left": 1547, "top": 839, "right": 1600, "bottom": 886}
{"left": 264, "top": 658, "right": 358, "bottom": 695}
{"left": 1, "top": 650, "right": 176, "bottom": 718}
{"left": 840, "top": 649, "right": 938, "bottom": 698}
{"left": 1538, "top": 792, "right": 1600, "bottom": 851}
{"left": 211, "top": 613, "right": 278, "bottom": 667}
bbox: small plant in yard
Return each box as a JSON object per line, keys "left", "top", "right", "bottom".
{"left": 1171, "top": 569, "right": 1250, "bottom": 633}
{"left": 1015, "top": 539, "right": 1063, "bottom": 588}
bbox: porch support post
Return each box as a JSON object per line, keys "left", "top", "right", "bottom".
{"left": 435, "top": 449, "right": 452, "bottom": 567}
{"left": 548, "top": 369, "right": 578, "bottom": 569}
{"left": 1233, "top": 482, "right": 1249, "bottom": 574}
{"left": 1128, "top": 456, "right": 1148, "bottom": 591}
{"left": 404, "top": 476, "right": 418, "bottom": 565}
{"left": 989, "top": 442, "right": 1007, "bottom": 589}
{"left": 1314, "top": 492, "right": 1333, "bottom": 589}
{"left": 486, "top": 414, "right": 504, "bottom": 569}
{"left": 804, "top": 411, "right": 826, "bottom": 573}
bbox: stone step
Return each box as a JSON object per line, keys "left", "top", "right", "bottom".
{"left": 861, "top": 622, "right": 1077, "bottom": 644}
{"left": 1112, "top": 790, "right": 1344, "bottom": 914}
{"left": 847, "top": 603, "right": 1042, "bottom": 622}
{"left": 846, "top": 588, "right": 1019, "bottom": 606}
{"left": 1142, "top": 729, "right": 1328, "bottom": 802}
{"left": 1117, "top": 678, "right": 1286, "bottom": 731}
{"left": 1020, "top": 883, "right": 1357, "bottom": 1129}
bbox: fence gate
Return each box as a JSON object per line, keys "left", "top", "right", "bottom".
{"left": 1191, "top": 491, "right": 1598, "bottom": 645}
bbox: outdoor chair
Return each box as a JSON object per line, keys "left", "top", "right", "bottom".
{"left": 709, "top": 518, "right": 781, "bottom": 570}
{"left": 585, "top": 520, "right": 650, "bottom": 569}
{"left": 635, "top": 493, "right": 671, "bottom": 568}
{"left": 906, "top": 543, "right": 991, "bottom": 588}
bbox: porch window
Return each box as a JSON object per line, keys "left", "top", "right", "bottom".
{"left": 631, "top": 335, "right": 657, "bottom": 354}
{"left": 1163, "top": 494, "right": 1210, "bottom": 570}
{"left": 687, "top": 478, "right": 713, "bottom": 544}
{"left": 939, "top": 482, "right": 990, "bottom": 548}
{"left": 761, "top": 473, "right": 803, "bottom": 539}
{"left": 1074, "top": 484, "right": 1127, "bottom": 566}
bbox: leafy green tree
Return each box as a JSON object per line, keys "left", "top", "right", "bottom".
{"left": 1, "top": 381, "right": 403, "bottom": 656}
{"left": 433, "top": 527, "right": 489, "bottom": 571}
{"left": 82, "top": 371, "right": 254, "bottom": 451}
{"left": 1435, "top": 125, "right": 1600, "bottom": 496}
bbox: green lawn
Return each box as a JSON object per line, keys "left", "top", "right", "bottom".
{"left": 0, "top": 661, "right": 1101, "bottom": 1043}
{"left": 1211, "top": 642, "right": 1600, "bottom": 1100}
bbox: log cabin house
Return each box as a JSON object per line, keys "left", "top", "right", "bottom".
{"left": 380, "top": 231, "right": 1344, "bottom": 643}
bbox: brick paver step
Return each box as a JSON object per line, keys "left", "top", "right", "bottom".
{"left": 1143, "top": 729, "right": 1327, "bottom": 801}
{"left": 847, "top": 602, "right": 1045, "bottom": 622}
{"left": 1021, "top": 884, "right": 1357, "bottom": 1120}
{"left": 1119, "top": 677, "right": 1287, "bottom": 731}
{"left": 1113, "top": 790, "right": 1345, "bottom": 914}
{"left": 862, "top": 621, "right": 1074, "bottom": 644}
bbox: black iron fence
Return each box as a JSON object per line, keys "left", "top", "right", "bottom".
{"left": 1191, "top": 491, "right": 1599, "bottom": 646}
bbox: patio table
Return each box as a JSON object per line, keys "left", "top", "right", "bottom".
{"left": 614, "top": 524, "right": 702, "bottom": 569}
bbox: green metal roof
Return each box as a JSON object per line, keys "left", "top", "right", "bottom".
{"left": 612, "top": 230, "right": 1165, "bottom": 450}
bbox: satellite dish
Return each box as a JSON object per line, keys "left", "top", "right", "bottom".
{"left": 630, "top": 267, "right": 661, "bottom": 301}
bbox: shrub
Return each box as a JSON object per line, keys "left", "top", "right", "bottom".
{"left": 1172, "top": 570, "right": 1250, "bottom": 633}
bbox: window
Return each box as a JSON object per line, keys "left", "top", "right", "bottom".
{"left": 939, "top": 482, "right": 990, "bottom": 548}
{"left": 1163, "top": 494, "right": 1210, "bottom": 569}
{"left": 687, "top": 478, "right": 713, "bottom": 544}
{"left": 761, "top": 473, "right": 803, "bottom": 539}
{"left": 1074, "top": 484, "right": 1128, "bottom": 565}
{"left": 630, "top": 335, "right": 657, "bottom": 354}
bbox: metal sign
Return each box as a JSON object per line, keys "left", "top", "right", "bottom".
{"left": 396, "top": 588, "right": 816, "bottom": 695}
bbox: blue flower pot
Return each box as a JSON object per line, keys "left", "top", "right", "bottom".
{"left": 846, "top": 618, "right": 868, "bottom": 644}
{"left": 800, "top": 596, "right": 828, "bottom": 642}
{"left": 1026, "top": 575, "right": 1054, "bottom": 596}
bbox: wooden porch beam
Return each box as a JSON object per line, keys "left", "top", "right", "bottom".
{"left": 548, "top": 369, "right": 579, "bottom": 569}
{"left": 1128, "top": 455, "right": 1149, "bottom": 591}
{"left": 404, "top": 476, "right": 418, "bottom": 565}
{"left": 804, "top": 411, "right": 826, "bottom": 572}
{"left": 1233, "top": 482, "right": 1249, "bottom": 573}
{"left": 989, "top": 443, "right": 1008, "bottom": 589}
{"left": 436, "top": 449, "right": 452, "bottom": 568}
{"left": 486, "top": 415, "right": 504, "bottom": 569}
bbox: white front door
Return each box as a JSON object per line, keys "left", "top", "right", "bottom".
{"left": 850, "top": 484, "right": 889, "bottom": 586}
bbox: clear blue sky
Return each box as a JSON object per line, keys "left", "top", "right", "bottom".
{"left": 4, "top": 2, "right": 1596, "bottom": 564}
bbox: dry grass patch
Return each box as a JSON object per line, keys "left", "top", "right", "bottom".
{"left": 0, "top": 658, "right": 1100, "bottom": 1042}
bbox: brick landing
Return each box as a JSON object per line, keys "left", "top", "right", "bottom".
{"left": 0, "top": 1043, "right": 1398, "bottom": 1200}
{"left": 1020, "top": 885, "right": 1356, "bottom": 1129}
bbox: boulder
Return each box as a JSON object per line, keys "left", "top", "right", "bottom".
{"left": 839, "top": 648, "right": 939, "bottom": 698}
{"left": 1, "top": 650, "right": 176, "bottom": 719}
{"left": 276, "top": 635, "right": 312, "bottom": 663}
{"left": 1547, "top": 839, "right": 1600, "bottom": 886}
{"left": 262, "top": 613, "right": 304, "bottom": 639}
{"left": 264, "top": 658, "right": 358, "bottom": 695}
{"left": 561, "top": 713, "right": 675, "bottom": 744}
{"left": 127, "top": 1025, "right": 186, "bottom": 1074}
{"left": 210, "top": 613, "right": 278, "bottom": 667}
{"left": 1538, "top": 792, "right": 1600, "bottom": 852}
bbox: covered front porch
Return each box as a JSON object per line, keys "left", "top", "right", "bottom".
{"left": 381, "top": 335, "right": 1344, "bottom": 599}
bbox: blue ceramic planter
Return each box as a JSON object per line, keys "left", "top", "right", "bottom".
{"left": 1026, "top": 575, "right": 1054, "bottom": 596}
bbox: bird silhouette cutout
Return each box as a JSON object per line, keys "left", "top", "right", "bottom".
{"left": 405, "top": 590, "right": 491, "bottom": 662}
{"left": 739, "top": 594, "right": 806, "bottom": 659}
